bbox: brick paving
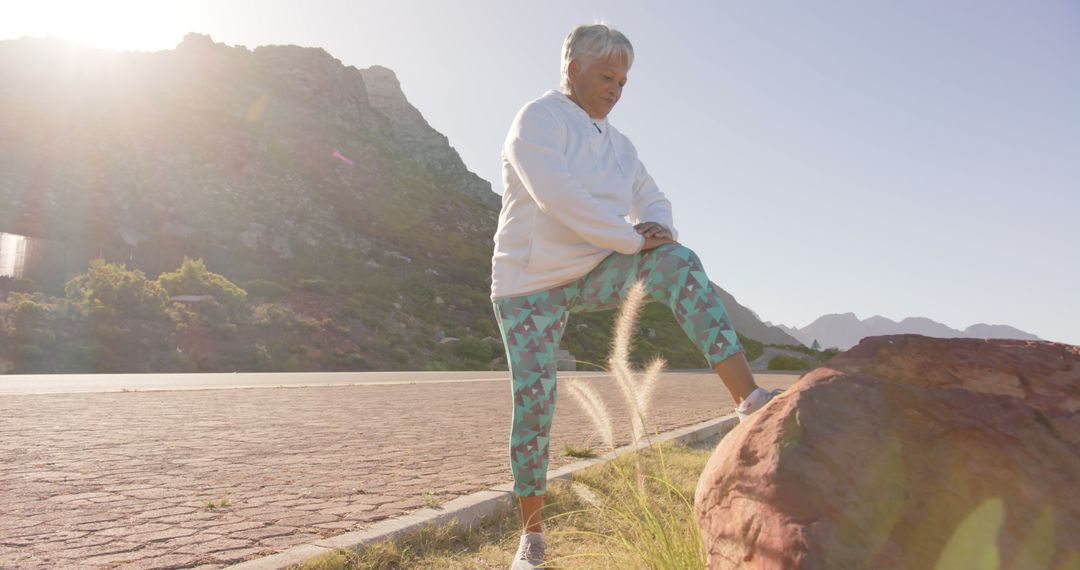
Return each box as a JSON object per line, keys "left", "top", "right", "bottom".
{"left": 0, "top": 372, "right": 794, "bottom": 569}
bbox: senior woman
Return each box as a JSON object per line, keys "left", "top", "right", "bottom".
{"left": 491, "top": 23, "right": 777, "bottom": 568}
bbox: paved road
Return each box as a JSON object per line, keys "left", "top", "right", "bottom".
{"left": 0, "top": 371, "right": 796, "bottom": 569}
{"left": 0, "top": 371, "right": 610, "bottom": 395}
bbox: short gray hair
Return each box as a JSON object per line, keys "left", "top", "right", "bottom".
{"left": 560, "top": 23, "right": 635, "bottom": 93}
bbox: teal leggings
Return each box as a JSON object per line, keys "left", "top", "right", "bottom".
{"left": 492, "top": 244, "right": 743, "bottom": 496}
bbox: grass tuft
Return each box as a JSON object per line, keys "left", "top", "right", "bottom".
{"left": 563, "top": 444, "right": 597, "bottom": 459}
{"left": 204, "top": 496, "right": 231, "bottom": 509}
{"left": 421, "top": 490, "right": 441, "bottom": 509}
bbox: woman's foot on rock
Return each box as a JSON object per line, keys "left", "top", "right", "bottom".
{"left": 736, "top": 387, "right": 780, "bottom": 422}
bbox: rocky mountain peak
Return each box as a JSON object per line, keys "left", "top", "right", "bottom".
{"left": 863, "top": 315, "right": 894, "bottom": 325}
{"left": 358, "top": 65, "right": 424, "bottom": 127}
{"left": 178, "top": 32, "right": 219, "bottom": 50}
{"left": 361, "top": 64, "right": 401, "bottom": 87}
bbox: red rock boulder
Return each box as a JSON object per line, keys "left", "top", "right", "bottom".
{"left": 695, "top": 335, "right": 1080, "bottom": 569}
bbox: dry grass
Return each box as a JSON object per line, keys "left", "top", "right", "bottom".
{"left": 294, "top": 279, "right": 714, "bottom": 569}
{"left": 562, "top": 443, "right": 598, "bottom": 459}
{"left": 564, "top": 379, "right": 614, "bottom": 452}
{"left": 292, "top": 439, "right": 716, "bottom": 570}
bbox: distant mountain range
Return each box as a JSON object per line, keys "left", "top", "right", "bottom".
{"left": 773, "top": 313, "right": 1040, "bottom": 350}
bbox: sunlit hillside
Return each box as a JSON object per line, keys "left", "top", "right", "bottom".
{"left": 0, "top": 34, "right": 797, "bottom": 374}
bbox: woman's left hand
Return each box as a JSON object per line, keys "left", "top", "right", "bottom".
{"left": 634, "top": 222, "right": 673, "bottom": 240}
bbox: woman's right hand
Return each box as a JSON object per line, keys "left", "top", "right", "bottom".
{"left": 641, "top": 235, "right": 678, "bottom": 251}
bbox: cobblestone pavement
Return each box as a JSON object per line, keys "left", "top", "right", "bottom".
{"left": 0, "top": 372, "right": 795, "bottom": 569}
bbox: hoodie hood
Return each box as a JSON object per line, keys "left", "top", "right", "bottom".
{"left": 542, "top": 90, "right": 624, "bottom": 174}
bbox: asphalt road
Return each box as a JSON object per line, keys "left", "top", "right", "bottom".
{"left": 0, "top": 370, "right": 610, "bottom": 395}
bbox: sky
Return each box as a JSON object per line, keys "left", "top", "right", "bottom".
{"left": 2, "top": 0, "right": 1078, "bottom": 345}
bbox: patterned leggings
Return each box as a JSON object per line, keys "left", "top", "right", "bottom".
{"left": 491, "top": 244, "right": 743, "bottom": 496}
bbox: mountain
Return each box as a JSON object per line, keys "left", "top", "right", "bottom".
{"left": 715, "top": 290, "right": 800, "bottom": 346}
{"left": 0, "top": 34, "right": 499, "bottom": 276}
{"left": 782, "top": 313, "right": 1041, "bottom": 350}
{"left": 0, "top": 34, "right": 796, "bottom": 373}
{"left": 963, "top": 323, "right": 1041, "bottom": 340}
{"left": 774, "top": 323, "right": 803, "bottom": 341}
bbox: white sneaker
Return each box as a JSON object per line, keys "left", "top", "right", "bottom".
{"left": 736, "top": 387, "right": 780, "bottom": 422}
{"left": 510, "top": 532, "right": 546, "bottom": 569}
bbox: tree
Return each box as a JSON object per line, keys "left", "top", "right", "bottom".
{"left": 157, "top": 257, "right": 247, "bottom": 311}
{"left": 811, "top": 339, "right": 821, "bottom": 351}
{"left": 64, "top": 259, "right": 168, "bottom": 319}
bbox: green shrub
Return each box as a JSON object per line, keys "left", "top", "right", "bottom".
{"left": 326, "top": 321, "right": 350, "bottom": 335}
{"left": 438, "top": 282, "right": 490, "bottom": 314}
{"left": 13, "top": 298, "right": 48, "bottom": 319}
{"left": 413, "top": 335, "right": 436, "bottom": 350}
{"left": 56, "top": 341, "right": 100, "bottom": 368}
{"left": 390, "top": 348, "right": 410, "bottom": 364}
{"left": 454, "top": 336, "right": 493, "bottom": 362}
{"left": 425, "top": 360, "right": 450, "bottom": 371}
{"left": 737, "top": 333, "right": 764, "bottom": 361}
{"left": 252, "top": 343, "right": 274, "bottom": 371}
{"left": 353, "top": 272, "right": 398, "bottom": 299}
{"left": 16, "top": 343, "right": 43, "bottom": 362}
{"left": 290, "top": 315, "right": 321, "bottom": 333}
{"left": 767, "top": 343, "right": 841, "bottom": 366}
{"left": 819, "top": 348, "right": 841, "bottom": 362}
{"left": 471, "top": 316, "right": 496, "bottom": 338}
{"left": 95, "top": 323, "right": 123, "bottom": 341}
{"left": 282, "top": 355, "right": 301, "bottom": 371}
{"left": 157, "top": 257, "right": 248, "bottom": 314}
{"left": 403, "top": 278, "right": 436, "bottom": 303}
{"left": 767, "top": 355, "right": 810, "bottom": 371}
{"left": 52, "top": 298, "right": 84, "bottom": 320}
{"left": 339, "top": 296, "right": 369, "bottom": 319}
{"left": 65, "top": 259, "right": 168, "bottom": 319}
{"left": 87, "top": 303, "right": 118, "bottom": 321}
{"left": 334, "top": 281, "right": 360, "bottom": 295}
{"left": 344, "top": 353, "right": 371, "bottom": 370}
{"left": 297, "top": 279, "right": 334, "bottom": 294}
{"left": 170, "top": 350, "right": 197, "bottom": 372}
{"left": 243, "top": 278, "right": 290, "bottom": 301}
{"left": 253, "top": 303, "right": 295, "bottom": 327}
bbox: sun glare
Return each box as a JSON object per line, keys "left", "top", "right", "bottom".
{"left": 0, "top": 234, "right": 26, "bottom": 278}
{"left": 0, "top": 1, "right": 206, "bottom": 52}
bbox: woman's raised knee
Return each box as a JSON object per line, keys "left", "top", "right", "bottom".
{"left": 651, "top": 243, "right": 703, "bottom": 271}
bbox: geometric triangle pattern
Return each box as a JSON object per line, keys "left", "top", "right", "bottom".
{"left": 567, "top": 243, "right": 744, "bottom": 367}
{"left": 493, "top": 288, "right": 571, "bottom": 497}
{"left": 492, "top": 243, "right": 744, "bottom": 496}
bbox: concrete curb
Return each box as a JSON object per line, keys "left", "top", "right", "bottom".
{"left": 228, "top": 413, "right": 739, "bottom": 570}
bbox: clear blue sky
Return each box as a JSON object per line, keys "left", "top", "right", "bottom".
{"left": 4, "top": 0, "right": 1078, "bottom": 345}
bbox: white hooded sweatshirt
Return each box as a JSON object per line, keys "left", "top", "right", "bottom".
{"left": 490, "top": 90, "right": 677, "bottom": 300}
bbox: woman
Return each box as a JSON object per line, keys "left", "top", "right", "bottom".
{"left": 491, "top": 23, "right": 777, "bottom": 569}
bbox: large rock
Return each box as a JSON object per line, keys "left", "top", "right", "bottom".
{"left": 695, "top": 335, "right": 1080, "bottom": 569}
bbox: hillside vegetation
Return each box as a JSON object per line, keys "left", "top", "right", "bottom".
{"left": 0, "top": 35, "right": 803, "bottom": 374}
{"left": 1, "top": 259, "right": 785, "bottom": 373}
